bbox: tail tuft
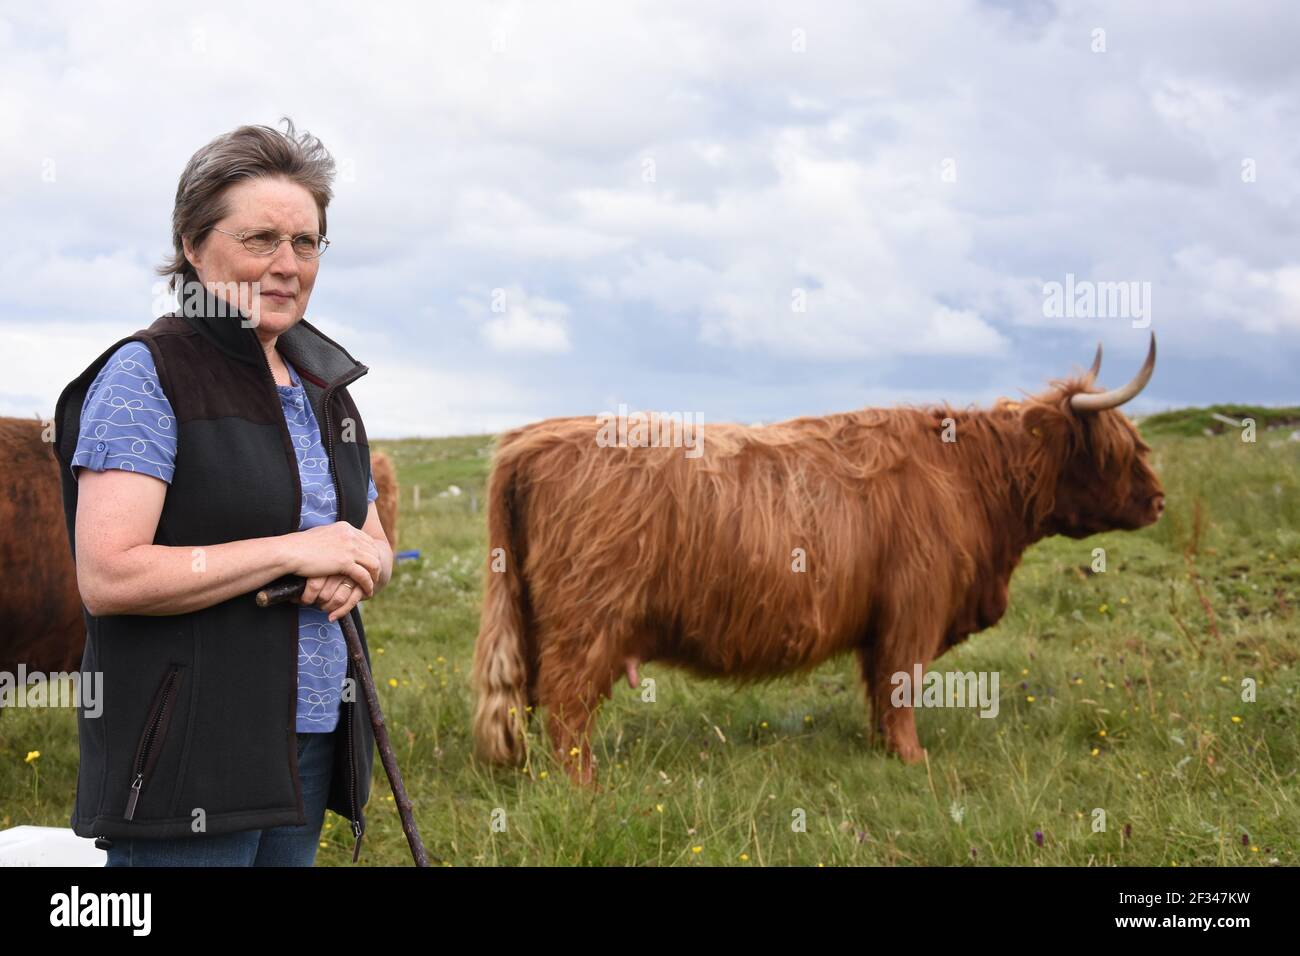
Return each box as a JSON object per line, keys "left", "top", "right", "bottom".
{"left": 471, "top": 449, "right": 531, "bottom": 765}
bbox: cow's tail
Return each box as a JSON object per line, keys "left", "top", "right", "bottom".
{"left": 472, "top": 445, "right": 532, "bottom": 766}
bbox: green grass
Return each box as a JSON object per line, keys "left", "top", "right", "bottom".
{"left": 1138, "top": 404, "right": 1300, "bottom": 439}
{"left": 3, "top": 409, "right": 1298, "bottom": 866}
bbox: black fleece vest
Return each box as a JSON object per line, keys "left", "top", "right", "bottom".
{"left": 53, "top": 284, "right": 377, "bottom": 859}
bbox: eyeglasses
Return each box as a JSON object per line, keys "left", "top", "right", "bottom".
{"left": 211, "top": 227, "right": 331, "bottom": 259}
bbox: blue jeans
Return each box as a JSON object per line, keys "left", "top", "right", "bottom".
{"left": 104, "top": 729, "right": 335, "bottom": 867}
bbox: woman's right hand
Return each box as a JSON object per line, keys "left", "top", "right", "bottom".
{"left": 287, "top": 521, "right": 381, "bottom": 598}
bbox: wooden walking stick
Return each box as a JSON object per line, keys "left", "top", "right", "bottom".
{"left": 256, "top": 573, "right": 431, "bottom": 867}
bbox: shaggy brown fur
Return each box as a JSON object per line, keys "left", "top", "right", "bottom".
{"left": 471, "top": 365, "right": 1164, "bottom": 783}
{"left": 370, "top": 450, "right": 399, "bottom": 550}
{"left": 0, "top": 416, "right": 86, "bottom": 674}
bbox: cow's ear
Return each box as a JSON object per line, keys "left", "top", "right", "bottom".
{"left": 1017, "top": 401, "right": 1073, "bottom": 525}
{"left": 1021, "top": 402, "right": 1063, "bottom": 443}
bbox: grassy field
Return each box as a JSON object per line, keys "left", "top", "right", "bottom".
{"left": 3, "top": 409, "right": 1298, "bottom": 866}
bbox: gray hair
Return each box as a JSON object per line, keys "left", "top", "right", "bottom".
{"left": 157, "top": 117, "right": 336, "bottom": 291}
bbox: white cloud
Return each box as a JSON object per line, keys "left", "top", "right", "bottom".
{"left": 459, "top": 285, "right": 573, "bottom": 354}
{"left": 3, "top": 0, "right": 1298, "bottom": 434}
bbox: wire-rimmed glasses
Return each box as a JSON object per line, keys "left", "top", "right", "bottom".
{"left": 211, "top": 227, "right": 331, "bottom": 260}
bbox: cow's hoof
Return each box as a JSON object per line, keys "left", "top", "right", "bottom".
{"left": 893, "top": 745, "right": 928, "bottom": 765}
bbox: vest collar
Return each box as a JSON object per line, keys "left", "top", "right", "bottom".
{"left": 175, "top": 280, "right": 367, "bottom": 390}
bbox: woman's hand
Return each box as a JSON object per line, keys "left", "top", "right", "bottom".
{"left": 293, "top": 573, "right": 367, "bottom": 622}
{"left": 287, "top": 520, "right": 381, "bottom": 602}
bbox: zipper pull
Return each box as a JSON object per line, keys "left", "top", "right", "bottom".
{"left": 124, "top": 773, "right": 144, "bottom": 821}
{"left": 351, "top": 818, "right": 364, "bottom": 863}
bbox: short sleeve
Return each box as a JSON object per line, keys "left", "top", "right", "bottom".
{"left": 367, "top": 473, "right": 379, "bottom": 503}
{"left": 71, "top": 341, "right": 177, "bottom": 483}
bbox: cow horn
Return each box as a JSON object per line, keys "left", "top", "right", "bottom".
{"left": 1085, "top": 342, "right": 1102, "bottom": 382}
{"left": 1070, "top": 333, "right": 1156, "bottom": 412}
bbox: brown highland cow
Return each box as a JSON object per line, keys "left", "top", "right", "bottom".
{"left": 473, "top": 337, "right": 1163, "bottom": 783}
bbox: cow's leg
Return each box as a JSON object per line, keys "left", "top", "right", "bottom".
{"left": 544, "top": 688, "right": 604, "bottom": 786}
{"left": 868, "top": 652, "right": 925, "bottom": 763}
{"left": 855, "top": 646, "right": 886, "bottom": 750}
{"left": 862, "top": 630, "right": 938, "bottom": 765}
{"left": 536, "top": 638, "right": 619, "bottom": 787}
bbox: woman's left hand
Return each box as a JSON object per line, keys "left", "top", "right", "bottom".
{"left": 295, "top": 573, "right": 367, "bottom": 622}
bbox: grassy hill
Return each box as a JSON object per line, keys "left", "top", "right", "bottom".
{"left": 4, "top": 407, "right": 1298, "bottom": 865}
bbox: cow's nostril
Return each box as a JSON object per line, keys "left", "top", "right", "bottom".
{"left": 1153, "top": 495, "right": 1165, "bottom": 515}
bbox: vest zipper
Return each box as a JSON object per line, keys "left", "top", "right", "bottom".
{"left": 124, "top": 665, "right": 183, "bottom": 821}
{"left": 252, "top": 341, "right": 306, "bottom": 822}
{"left": 265, "top": 342, "right": 368, "bottom": 855}
{"left": 323, "top": 379, "right": 367, "bottom": 861}
{"left": 255, "top": 330, "right": 368, "bottom": 854}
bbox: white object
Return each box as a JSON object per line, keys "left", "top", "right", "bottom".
{"left": 0, "top": 826, "right": 105, "bottom": 867}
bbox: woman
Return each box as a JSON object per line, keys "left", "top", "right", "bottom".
{"left": 52, "top": 119, "right": 393, "bottom": 866}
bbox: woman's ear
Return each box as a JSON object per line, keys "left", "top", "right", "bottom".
{"left": 181, "top": 234, "right": 202, "bottom": 273}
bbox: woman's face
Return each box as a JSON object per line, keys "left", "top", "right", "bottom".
{"left": 182, "top": 176, "right": 322, "bottom": 340}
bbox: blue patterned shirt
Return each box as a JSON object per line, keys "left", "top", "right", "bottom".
{"left": 70, "top": 341, "right": 379, "bottom": 734}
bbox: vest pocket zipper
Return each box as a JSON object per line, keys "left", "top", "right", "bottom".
{"left": 124, "top": 664, "right": 185, "bottom": 821}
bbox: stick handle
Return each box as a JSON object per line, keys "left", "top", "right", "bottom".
{"left": 255, "top": 574, "right": 307, "bottom": 607}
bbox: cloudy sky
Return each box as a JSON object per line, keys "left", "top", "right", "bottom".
{"left": 2, "top": 0, "right": 1297, "bottom": 437}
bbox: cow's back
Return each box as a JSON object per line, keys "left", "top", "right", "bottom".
{"left": 498, "top": 413, "right": 891, "bottom": 679}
